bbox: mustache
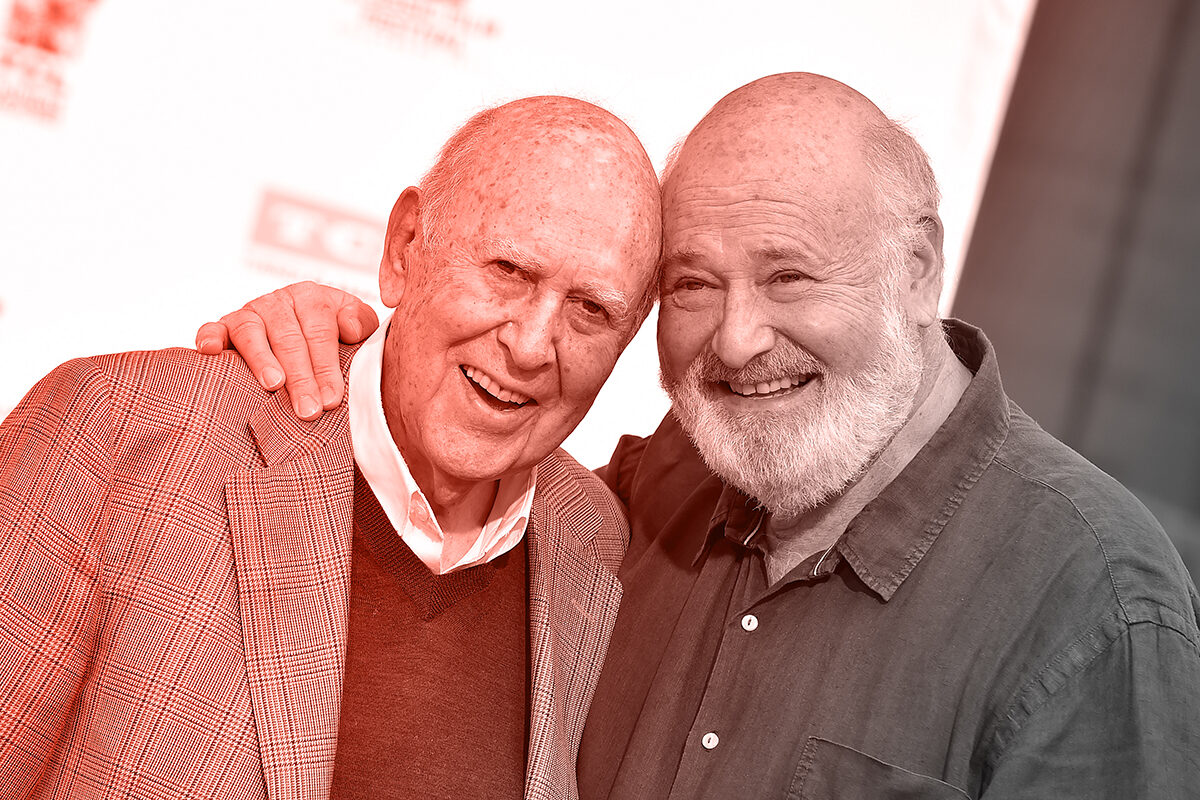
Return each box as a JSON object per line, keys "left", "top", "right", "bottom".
{"left": 684, "top": 340, "right": 825, "bottom": 386}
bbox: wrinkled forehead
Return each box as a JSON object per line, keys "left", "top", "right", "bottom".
{"left": 661, "top": 152, "right": 878, "bottom": 265}
{"left": 666, "top": 87, "right": 881, "bottom": 194}
{"left": 659, "top": 76, "right": 892, "bottom": 265}
{"left": 442, "top": 127, "right": 662, "bottom": 289}
{"left": 667, "top": 112, "right": 873, "bottom": 200}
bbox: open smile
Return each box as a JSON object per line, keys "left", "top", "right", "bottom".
{"left": 461, "top": 365, "right": 536, "bottom": 409}
{"left": 725, "top": 374, "right": 814, "bottom": 399}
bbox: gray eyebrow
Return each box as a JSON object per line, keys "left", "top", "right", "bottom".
{"left": 659, "top": 248, "right": 702, "bottom": 273}
{"left": 661, "top": 244, "right": 824, "bottom": 272}
{"left": 754, "top": 244, "right": 816, "bottom": 263}
{"left": 575, "top": 281, "right": 631, "bottom": 321}
{"left": 486, "top": 238, "right": 548, "bottom": 272}
{"left": 484, "top": 238, "right": 632, "bottom": 321}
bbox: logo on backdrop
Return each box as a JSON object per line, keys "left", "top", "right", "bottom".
{"left": 247, "top": 189, "right": 385, "bottom": 302}
{"left": 350, "top": 0, "right": 498, "bottom": 54}
{"left": 0, "top": 0, "right": 103, "bottom": 120}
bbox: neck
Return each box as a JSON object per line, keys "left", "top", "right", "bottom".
{"left": 387, "top": 424, "right": 498, "bottom": 541}
{"left": 405, "top": 460, "right": 498, "bottom": 540}
{"left": 761, "top": 329, "right": 972, "bottom": 582}
{"left": 379, "top": 329, "right": 497, "bottom": 539}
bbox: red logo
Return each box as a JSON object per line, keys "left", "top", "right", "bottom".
{"left": 352, "top": 0, "right": 498, "bottom": 53}
{"left": 246, "top": 189, "right": 385, "bottom": 301}
{"left": 1, "top": 0, "right": 103, "bottom": 120}
{"left": 8, "top": 0, "right": 101, "bottom": 56}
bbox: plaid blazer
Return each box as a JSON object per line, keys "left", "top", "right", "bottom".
{"left": 0, "top": 346, "right": 628, "bottom": 800}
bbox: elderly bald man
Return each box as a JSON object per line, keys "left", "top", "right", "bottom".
{"left": 203, "top": 74, "right": 1199, "bottom": 798}
{"left": 0, "top": 97, "right": 660, "bottom": 800}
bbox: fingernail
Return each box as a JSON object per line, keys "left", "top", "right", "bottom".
{"left": 346, "top": 319, "right": 362, "bottom": 340}
{"left": 296, "top": 395, "right": 320, "bottom": 419}
{"left": 320, "top": 386, "right": 340, "bottom": 408}
{"left": 199, "top": 338, "right": 220, "bottom": 352}
{"left": 262, "top": 367, "right": 284, "bottom": 389}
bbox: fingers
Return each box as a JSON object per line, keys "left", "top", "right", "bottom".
{"left": 219, "top": 307, "right": 288, "bottom": 393}
{"left": 195, "top": 321, "right": 232, "bottom": 355}
{"left": 197, "top": 282, "right": 371, "bottom": 422}
{"left": 237, "top": 291, "right": 326, "bottom": 420}
{"left": 288, "top": 283, "right": 348, "bottom": 411}
{"left": 337, "top": 301, "right": 379, "bottom": 344}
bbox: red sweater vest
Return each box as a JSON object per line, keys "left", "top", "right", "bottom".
{"left": 331, "top": 468, "right": 528, "bottom": 798}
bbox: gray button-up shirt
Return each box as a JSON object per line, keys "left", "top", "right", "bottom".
{"left": 579, "top": 321, "right": 1200, "bottom": 799}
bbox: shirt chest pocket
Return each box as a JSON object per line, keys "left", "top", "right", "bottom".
{"left": 788, "top": 737, "right": 971, "bottom": 800}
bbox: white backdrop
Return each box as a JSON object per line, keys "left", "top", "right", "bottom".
{"left": 0, "top": 0, "right": 1036, "bottom": 466}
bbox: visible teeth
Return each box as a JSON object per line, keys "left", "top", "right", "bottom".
{"left": 729, "top": 375, "right": 809, "bottom": 397}
{"left": 463, "top": 365, "right": 532, "bottom": 405}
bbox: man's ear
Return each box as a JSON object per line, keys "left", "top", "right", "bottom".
{"left": 379, "top": 186, "right": 422, "bottom": 308}
{"left": 902, "top": 210, "right": 945, "bottom": 328}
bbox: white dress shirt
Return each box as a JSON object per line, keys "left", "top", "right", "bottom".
{"left": 347, "top": 315, "right": 537, "bottom": 575}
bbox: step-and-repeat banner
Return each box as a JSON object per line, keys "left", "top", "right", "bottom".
{"left": 0, "top": 0, "right": 1036, "bottom": 466}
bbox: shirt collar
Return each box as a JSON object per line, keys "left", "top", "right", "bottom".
{"left": 347, "top": 312, "right": 537, "bottom": 575}
{"left": 697, "top": 484, "right": 767, "bottom": 566}
{"left": 700, "top": 320, "right": 1011, "bottom": 600}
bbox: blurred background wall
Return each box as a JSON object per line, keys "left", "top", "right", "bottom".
{"left": 955, "top": 0, "right": 1200, "bottom": 578}
{"left": 4, "top": 1, "right": 1194, "bottom": 577}
{"left": 0, "top": 0, "right": 1034, "bottom": 462}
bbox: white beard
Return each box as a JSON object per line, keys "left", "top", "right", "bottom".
{"left": 662, "top": 296, "right": 925, "bottom": 519}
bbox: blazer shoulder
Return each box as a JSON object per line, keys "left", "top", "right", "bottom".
{"left": 11, "top": 348, "right": 287, "bottom": 479}
{"left": 0, "top": 351, "right": 216, "bottom": 447}
{"left": 89, "top": 347, "right": 265, "bottom": 401}
{"left": 539, "top": 449, "right": 630, "bottom": 571}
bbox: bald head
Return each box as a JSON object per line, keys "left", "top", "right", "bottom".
{"left": 663, "top": 73, "right": 940, "bottom": 275}
{"left": 375, "top": 97, "right": 664, "bottom": 505}
{"left": 655, "top": 74, "right": 951, "bottom": 518}
{"left": 426, "top": 101, "right": 658, "bottom": 251}
{"left": 664, "top": 73, "right": 885, "bottom": 188}
{"left": 413, "top": 96, "right": 662, "bottom": 322}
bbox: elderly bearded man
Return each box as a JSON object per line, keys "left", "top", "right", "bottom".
{"left": 0, "top": 97, "right": 661, "bottom": 800}
{"left": 203, "top": 74, "right": 1200, "bottom": 799}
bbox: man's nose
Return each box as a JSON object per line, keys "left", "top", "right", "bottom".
{"left": 711, "top": 291, "right": 775, "bottom": 369}
{"left": 497, "top": 295, "right": 558, "bottom": 372}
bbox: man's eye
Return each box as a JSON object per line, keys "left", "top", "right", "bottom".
{"left": 495, "top": 260, "right": 520, "bottom": 276}
{"left": 773, "top": 271, "right": 804, "bottom": 284}
{"left": 576, "top": 298, "right": 607, "bottom": 319}
{"left": 666, "top": 276, "right": 721, "bottom": 312}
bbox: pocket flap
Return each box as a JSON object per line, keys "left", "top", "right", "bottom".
{"left": 790, "top": 737, "right": 971, "bottom": 800}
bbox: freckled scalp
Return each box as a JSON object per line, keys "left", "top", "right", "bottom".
{"left": 659, "top": 72, "right": 939, "bottom": 283}
{"left": 421, "top": 96, "right": 660, "bottom": 245}
{"left": 662, "top": 74, "right": 888, "bottom": 200}
{"left": 413, "top": 96, "right": 663, "bottom": 327}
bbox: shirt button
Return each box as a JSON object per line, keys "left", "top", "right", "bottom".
{"left": 741, "top": 614, "right": 759, "bottom": 632}
{"left": 701, "top": 732, "right": 719, "bottom": 750}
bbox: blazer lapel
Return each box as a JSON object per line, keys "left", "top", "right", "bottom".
{"left": 525, "top": 455, "right": 624, "bottom": 800}
{"left": 226, "top": 396, "right": 355, "bottom": 800}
